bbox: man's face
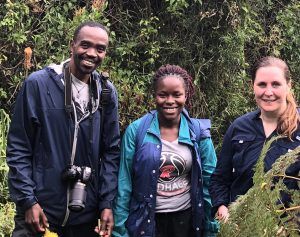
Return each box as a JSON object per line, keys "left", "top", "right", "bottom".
{"left": 70, "top": 26, "right": 109, "bottom": 82}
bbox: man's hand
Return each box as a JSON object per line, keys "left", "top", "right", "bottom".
{"left": 216, "top": 205, "right": 229, "bottom": 223}
{"left": 25, "top": 203, "right": 48, "bottom": 233}
{"left": 95, "top": 208, "right": 114, "bottom": 237}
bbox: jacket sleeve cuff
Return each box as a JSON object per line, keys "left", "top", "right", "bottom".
{"left": 203, "top": 230, "right": 218, "bottom": 237}
{"left": 99, "top": 200, "right": 112, "bottom": 211}
{"left": 211, "top": 206, "right": 218, "bottom": 217}
{"left": 204, "top": 221, "right": 220, "bottom": 234}
{"left": 20, "top": 197, "right": 38, "bottom": 212}
{"left": 211, "top": 202, "right": 229, "bottom": 217}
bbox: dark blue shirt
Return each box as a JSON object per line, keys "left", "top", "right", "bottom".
{"left": 209, "top": 109, "right": 300, "bottom": 211}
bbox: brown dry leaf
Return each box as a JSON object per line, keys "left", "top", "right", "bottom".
{"left": 92, "top": 0, "right": 106, "bottom": 10}
{"left": 24, "top": 47, "right": 33, "bottom": 70}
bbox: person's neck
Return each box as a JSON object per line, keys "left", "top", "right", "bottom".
{"left": 158, "top": 115, "right": 180, "bottom": 129}
{"left": 158, "top": 116, "right": 181, "bottom": 141}
{"left": 80, "top": 75, "right": 91, "bottom": 84}
{"left": 72, "top": 73, "right": 91, "bottom": 84}
{"left": 260, "top": 104, "right": 287, "bottom": 124}
{"left": 260, "top": 112, "right": 279, "bottom": 124}
{"left": 260, "top": 111, "right": 281, "bottom": 138}
{"left": 68, "top": 62, "right": 91, "bottom": 84}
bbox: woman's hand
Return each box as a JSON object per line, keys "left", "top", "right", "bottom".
{"left": 216, "top": 205, "right": 229, "bottom": 223}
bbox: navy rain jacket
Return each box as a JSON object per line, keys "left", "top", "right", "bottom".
{"left": 6, "top": 62, "right": 120, "bottom": 226}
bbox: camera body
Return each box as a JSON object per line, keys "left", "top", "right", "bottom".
{"left": 62, "top": 165, "right": 92, "bottom": 212}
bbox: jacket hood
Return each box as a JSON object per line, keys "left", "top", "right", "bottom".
{"left": 47, "top": 59, "right": 100, "bottom": 116}
{"left": 48, "top": 58, "right": 70, "bottom": 75}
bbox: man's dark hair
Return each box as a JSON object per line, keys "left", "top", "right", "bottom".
{"left": 73, "top": 21, "right": 108, "bottom": 42}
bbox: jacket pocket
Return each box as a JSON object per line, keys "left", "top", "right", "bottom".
{"left": 231, "top": 134, "right": 256, "bottom": 175}
{"left": 126, "top": 196, "right": 152, "bottom": 237}
{"left": 265, "top": 138, "right": 300, "bottom": 171}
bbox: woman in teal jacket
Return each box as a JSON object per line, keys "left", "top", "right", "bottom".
{"left": 112, "top": 65, "right": 218, "bottom": 237}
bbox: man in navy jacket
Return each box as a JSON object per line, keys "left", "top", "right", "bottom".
{"left": 6, "top": 21, "right": 120, "bottom": 237}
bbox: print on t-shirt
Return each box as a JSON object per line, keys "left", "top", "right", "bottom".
{"left": 156, "top": 139, "right": 192, "bottom": 212}
{"left": 158, "top": 151, "right": 189, "bottom": 196}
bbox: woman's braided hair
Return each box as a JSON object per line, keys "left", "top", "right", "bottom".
{"left": 251, "top": 56, "right": 299, "bottom": 139}
{"left": 152, "top": 64, "right": 195, "bottom": 108}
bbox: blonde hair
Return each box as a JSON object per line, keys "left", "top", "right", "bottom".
{"left": 251, "top": 56, "right": 299, "bottom": 139}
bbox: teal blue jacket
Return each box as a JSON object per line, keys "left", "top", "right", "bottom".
{"left": 113, "top": 111, "right": 219, "bottom": 237}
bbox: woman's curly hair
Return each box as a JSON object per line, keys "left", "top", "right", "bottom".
{"left": 152, "top": 64, "right": 195, "bottom": 108}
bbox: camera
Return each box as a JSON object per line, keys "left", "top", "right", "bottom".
{"left": 62, "top": 165, "right": 92, "bottom": 212}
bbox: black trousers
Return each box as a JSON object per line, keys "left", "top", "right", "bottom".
{"left": 155, "top": 208, "right": 195, "bottom": 237}
{"left": 12, "top": 214, "right": 99, "bottom": 237}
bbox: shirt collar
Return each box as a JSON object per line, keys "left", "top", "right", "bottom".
{"left": 252, "top": 109, "right": 261, "bottom": 120}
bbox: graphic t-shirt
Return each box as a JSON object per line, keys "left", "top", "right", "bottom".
{"left": 155, "top": 139, "right": 192, "bottom": 213}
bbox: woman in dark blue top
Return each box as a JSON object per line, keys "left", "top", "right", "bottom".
{"left": 209, "top": 56, "right": 300, "bottom": 222}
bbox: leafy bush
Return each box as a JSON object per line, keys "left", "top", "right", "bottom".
{"left": 0, "top": 202, "right": 15, "bottom": 237}
{"left": 219, "top": 137, "right": 300, "bottom": 237}
{"left": 0, "top": 109, "right": 10, "bottom": 203}
{"left": 0, "top": 109, "right": 14, "bottom": 236}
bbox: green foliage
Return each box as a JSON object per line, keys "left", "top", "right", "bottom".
{"left": 0, "top": 0, "right": 110, "bottom": 110}
{"left": 111, "top": 69, "right": 154, "bottom": 131}
{"left": 0, "top": 202, "right": 15, "bottom": 237}
{"left": 0, "top": 110, "right": 10, "bottom": 200}
{"left": 0, "top": 109, "right": 10, "bottom": 160}
{"left": 276, "top": 1, "right": 300, "bottom": 99}
{"left": 0, "top": 109, "right": 14, "bottom": 237}
{"left": 164, "top": 0, "right": 203, "bottom": 14}
{"left": 219, "top": 137, "right": 300, "bottom": 236}
{"left": 111, "top": 13, "right": 161, "bottom": 72}
{"left": 164, "top": 0, "right": 189, "bottom": 13}
{"left": 1, "top": 0, "right": 300, "bottom": 235}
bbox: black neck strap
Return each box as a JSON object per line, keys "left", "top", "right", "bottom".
{"left": 64, "top": 63, "right": 73, "bottom": 114}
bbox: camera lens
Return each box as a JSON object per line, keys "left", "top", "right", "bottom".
{"left": 68, "top": 181, "right": 87, "bottom": 212}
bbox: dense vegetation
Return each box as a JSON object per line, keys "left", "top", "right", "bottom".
{"left": 0, "top": 0, "right": 299, "bottom": 236}
{"left": 219, "top": 137, "right": 300, "bottom": 237}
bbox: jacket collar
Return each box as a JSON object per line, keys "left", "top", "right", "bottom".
{"left": 46, "top": 59, "right": 101, "bottom": 114}
{"left": 147, "top": 109, "right": 194, "bottom": 145}
{"left": 47, "top": 59, "right": 101, "bottom": 84}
